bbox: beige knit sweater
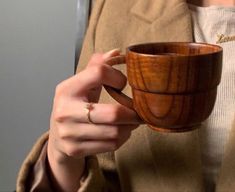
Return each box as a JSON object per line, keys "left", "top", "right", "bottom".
{"left": 190, "top": 4, "right": 235, "bottom": 191}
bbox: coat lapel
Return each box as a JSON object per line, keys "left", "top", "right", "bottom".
{"left": 107, "top": 0, "right": 205, "bottom": 191}
{"left": 130, "top": 0, "right": 188, "bottom": 23}
{"left": 126, "top": 0, "right": 194, "bottom": 45}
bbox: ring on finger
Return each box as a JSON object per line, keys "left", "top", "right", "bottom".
{"left": 85, "top": 102, "right": 94, "bottom": 124}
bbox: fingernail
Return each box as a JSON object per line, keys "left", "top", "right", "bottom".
{"left": 103, "top": 48, "right": 121, "bottom": 59}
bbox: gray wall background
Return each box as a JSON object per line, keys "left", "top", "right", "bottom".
{"left": 0, "top": 0, "right": 79, "bottom": 190}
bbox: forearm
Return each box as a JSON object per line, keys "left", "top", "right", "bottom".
{"left": 47, "top": 139, "right": 85, "bottom": 192}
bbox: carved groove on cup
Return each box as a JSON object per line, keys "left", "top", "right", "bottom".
{"left": 132, "top": 88, "right": 217, "bottom": 130}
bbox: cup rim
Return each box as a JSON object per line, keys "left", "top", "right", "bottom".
{"left": 127, "top": 42, "right": 223, "bottom": 57}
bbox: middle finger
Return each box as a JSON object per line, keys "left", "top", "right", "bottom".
{"left": 58, "top": 101, "right": 143, "bottom": 125}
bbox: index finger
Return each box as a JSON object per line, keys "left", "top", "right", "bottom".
{"left": 57, "top": 51, "right": 126, "bottom": 97}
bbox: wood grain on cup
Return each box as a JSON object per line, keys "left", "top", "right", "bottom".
{"left": 105, "top": 42, "right": 223, "bottom": 132}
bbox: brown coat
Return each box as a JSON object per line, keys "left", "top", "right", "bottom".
{"left": 17, "top": 0, "right": 235, "bottom": 191}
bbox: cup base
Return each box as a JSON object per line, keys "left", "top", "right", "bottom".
{"left": 148, "top": 124, "right": 201, "bottom": 133}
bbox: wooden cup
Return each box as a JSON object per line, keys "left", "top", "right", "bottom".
{"left": 104, "top": 42, "right": 223, "bottom": 132}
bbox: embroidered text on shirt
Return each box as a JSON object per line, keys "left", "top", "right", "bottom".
{"left": 216, "top": 34, "right": 235, "bottom": 44}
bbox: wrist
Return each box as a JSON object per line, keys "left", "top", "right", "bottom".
{"left": 47, "top": 138, "right": 86, "bottom": 191}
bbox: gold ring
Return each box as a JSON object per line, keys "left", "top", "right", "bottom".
{"left": 85, "top": 103, "right": 93, "bottom": 124}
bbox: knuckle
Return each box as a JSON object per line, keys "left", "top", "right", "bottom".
{"left": 92, "top": 64, "right": 107, "bottom": 81}
{"left": 65, "top": 145, "right": 83, "bottom": 158}
{"left": 88, "top": 53, "right": 104, "bottom": 67}
{"left": 56, "top": 126, "right": 68, "bottom": 139}
{"left": 52, "top": 93, "right": 70, "bottom": 123}
{"left": 55, "top": 83, "right": 64, "bottom": 96}
{"left": 76, "top": 129, "right": 86, "bottom": 140}
{"left": 53, "top": 101, "right": 67, "bottom": 123}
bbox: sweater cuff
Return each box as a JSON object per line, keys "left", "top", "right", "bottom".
{"left": 78, "top": 156, "right": 105, "bottom": 192}
{"left": 16, "top": 132, "right": 105, "bottom": 192}
{"left": 30, "top": 144, "right": 105, "bottom": 192}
